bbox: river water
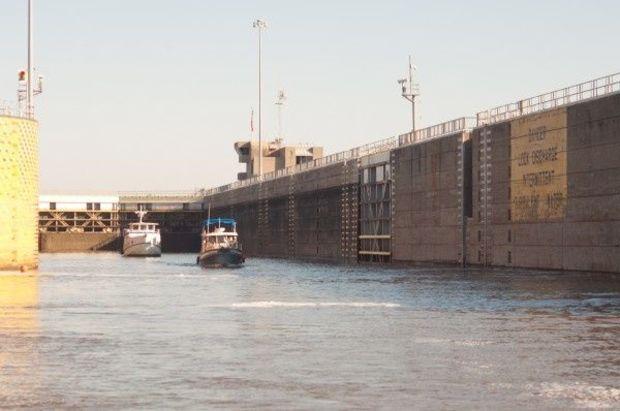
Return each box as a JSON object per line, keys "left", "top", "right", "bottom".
{"left": 1, "top": 253, "right": 619, "bottom": 409}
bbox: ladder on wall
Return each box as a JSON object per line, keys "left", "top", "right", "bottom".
{"left": 287, "top": 176, "right": 296, "bottom": 258}
{"left": 480, "top": 128, "right": 493, "bottom": 267}
{"left": 257, "top": 182, "right": 269, "bottom": 253}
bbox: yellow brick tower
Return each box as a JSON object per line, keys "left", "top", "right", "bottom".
{"left": 0, "top": 115, "right": 39, "bottom": 270}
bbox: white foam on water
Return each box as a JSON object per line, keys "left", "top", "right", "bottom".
{"left": 454, "top": 340, "right": 494, "bottom": 347}
{"left": 414, "top": 337, "right": 451, "bottom": 344}
{"left": 413, "top": 337, "right": 493, "bottom": 347}
{"left": 220, "top": 301, "right": 400, "bottom": 308}
{"left": 531, "top": 382, "right": 620, "bottom": 409}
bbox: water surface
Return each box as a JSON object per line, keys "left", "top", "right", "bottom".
{"left": 1, "top": 253, "right": 619, "bottom": 409}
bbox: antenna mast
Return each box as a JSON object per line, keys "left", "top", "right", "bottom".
{"left": 275, "top": 89, "right": 286, "bottom": 143}
{"left": 397, "top": 55, "right": 419, "bottom": 133}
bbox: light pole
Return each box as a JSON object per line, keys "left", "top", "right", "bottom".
{"left": 253, "top": 19, "right": 267, "bottom": 177}
{"left": 397, "top": 55, "right": 419, "bottom": 134}
{"left": 19, "top": 0, "right": 42, "bottom": 119}
{"left": 27, "top": 0, "right": 33, "bottom": 118}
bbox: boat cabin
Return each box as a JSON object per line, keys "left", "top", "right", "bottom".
{"left": 204, "top": 227, "right": 238, "bottom": 247}
{"left": 201, "top": 218, "right": 240, "bottom": 250}
{"left": 127, "top": 222, "right": 159, "bottom": 232}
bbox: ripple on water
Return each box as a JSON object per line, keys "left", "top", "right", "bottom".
{"left": 0, "top": 254, "right": 618, "bottom": 409}
{"left": 529, "top": 382, "right": 620, "bottom": 409}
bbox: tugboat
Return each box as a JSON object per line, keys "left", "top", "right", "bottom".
{"left": 197, "top": 218, "right": 245, "bottom": 268}
{"left": 122, "top": 210, "right": 162, "bottom": 257}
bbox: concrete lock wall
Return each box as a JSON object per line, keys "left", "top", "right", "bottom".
{"left": 200, "top": 92, "right": 619, "bottom": 273}
{"left": 392, "top": 132, "right": 469, "bottom": 264}
{"left": 206, "top": 160, "right": 358, "bottom": 263}
{"left": 0, "top": 116, "right": 39, "bottom": 270}
{"left": 467, "top": 93, "right": 620, "bottom": 272}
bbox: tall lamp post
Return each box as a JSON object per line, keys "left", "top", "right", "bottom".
{"left": 27, "top": 0, "right": 33, "bottom": 118}
{"left": 397, "top": 55, "right": 419, "bottom": 135}
{"left": 18, "top": 0, "right": 42, "bottom": 119}
{"left": 253, "top": 19, "right": 267, "bottom": 177}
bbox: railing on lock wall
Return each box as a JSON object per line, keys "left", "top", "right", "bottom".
{"left": 476, "top": 72, "right": 620, "bottom": 126}
{"left": 119, "top": 71, "right": 620, "bottom": 201}
{"left": 398, "top": 117, "right": 476, "bottom": 146}
{"left": 200, "top": 117, "right": 475, "bottom": 196}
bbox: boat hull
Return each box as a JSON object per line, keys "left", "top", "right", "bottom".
{"left": 123, "top": 242, "right": 162, "bottom": 257}
{"left": 198, "top": 248, "right": 244, "bottom": 268}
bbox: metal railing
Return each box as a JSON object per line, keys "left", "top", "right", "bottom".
{"left": 100, "top": 72, "right": 620, "bottom": 200}
{"left": 0, "top": 100, "right": 25, "bottom": 118}
{"left": 201, "top": 116, "right": 477, "bottom": 197}
{"left": 202, "top": 135, "right": 401, "bottom": 196}
{"left": 118, "top": 190, "right": 207, "bottom": 201}
{"left": 476, "top": 72, "right": 620, "bottom": 126}
{"left": 398, "top": 117, "right": 476, "bottom": 146}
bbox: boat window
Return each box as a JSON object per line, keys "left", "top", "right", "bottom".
{"left": 140, "top": 224, "right": 146, "bottom": 230}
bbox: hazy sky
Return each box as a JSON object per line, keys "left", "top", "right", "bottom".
{"left": 1, "top": 0, "right": 619, "bottom": 192}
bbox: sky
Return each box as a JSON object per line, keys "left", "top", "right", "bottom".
{"left": 1, "top": 0, "right": 619, "bottom": 192}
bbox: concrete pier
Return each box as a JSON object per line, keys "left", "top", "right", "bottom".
{"left": 0, "top": 115, "right": 39, "bottom": 270}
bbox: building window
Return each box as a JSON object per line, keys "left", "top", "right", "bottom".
{"left": 87, "top": 202, "right": 93, "bottom": 210}
{"left": 478, "top": 230, "right": 482, "bottom": 242}
{"left": 507, "top": 208, "right": 511, "bottom": 221}
{"left": 49, "top": 202, "right": 56, "bottom": 210}
{"left": 508, "top": 229, "right": 512, "bottom": 243}
{"left": 507, "top": 251, "right": 512, "bottom": 264}
{"left": 183, "top": 203, "right": 189, "bottom": 211}
{"left": 94, "top": 203, "right": 101, "bottom": 211}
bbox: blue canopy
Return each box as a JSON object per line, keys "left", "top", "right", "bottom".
{"left": 202, "top": 218, "right": 237, "bottom": 227}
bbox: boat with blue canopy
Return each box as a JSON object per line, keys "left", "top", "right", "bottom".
{"left": 197, "top": 218, "right": 245, "bottom": 268}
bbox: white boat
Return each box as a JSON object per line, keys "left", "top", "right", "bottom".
{"left": 197, "top": 218, "right": 245, "bottom": 268}
{"left": 122, "top": 210, "right": 161, "bottom": 257}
